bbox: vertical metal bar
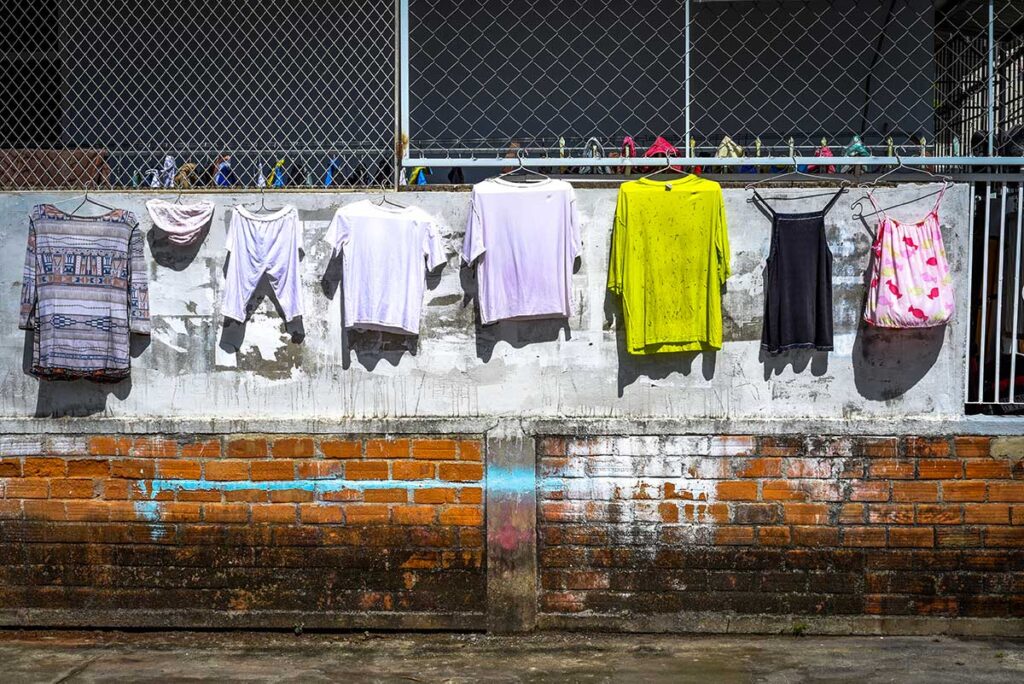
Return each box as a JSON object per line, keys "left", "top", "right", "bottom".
{"left": 684, "top": 0, "right": 691, "bottom": 155}
{"left": 979, "top": 182, "right": 992, "bottom": 402}
{"left": 988, "top": 0, "right": 996, "bottom": 157}
{"left": 995, "top": 183, "right": 1008, "bottom": 401}
{"left": 966, "top": 184, "right": 977, "bottom": 403}
{"left": 399, "top": 0, "right": 411, "bottom": 173}
{"left": 1010, "top": 183, "right": 1023, "bottom": 404}
{"left": 393, "top": 0, "right": 402, "bottom": 191}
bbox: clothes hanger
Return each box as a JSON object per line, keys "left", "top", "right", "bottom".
{"left": 496, "top": 149, "right": 548, "bottom": 183}
{"left": 852, "top": 154, "right": 952, "bottom": 219}
{"left": 374, "top": 193, "right": 407, "bottom": 209}
{"left": 53, "top": 182, "right": 117, "bottom": 215}
{"left": 745, "top": 157, "right": 851, "bottom": 191}
{"left": 244, "top": 186, "right": 282, "bottom": 214}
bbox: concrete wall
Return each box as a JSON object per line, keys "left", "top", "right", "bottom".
{"left": 0, "top": 185, "right": 969, "bottom": 422}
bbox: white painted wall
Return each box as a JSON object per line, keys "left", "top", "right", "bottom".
{"left": 0, "top": 185, "right": 969, "bottom": 421}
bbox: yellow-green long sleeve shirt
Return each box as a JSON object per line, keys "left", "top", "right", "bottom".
{"left": 608, "top": 176, "right": 731, "bottom": 354}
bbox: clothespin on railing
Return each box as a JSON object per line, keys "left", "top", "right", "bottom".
{"left": 788, "top": 137, "right": 795, "bottom": 161}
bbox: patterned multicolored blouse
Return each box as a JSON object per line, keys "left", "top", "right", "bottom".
{"left": 19, "top": 204, "right": 150, "bottom": 381}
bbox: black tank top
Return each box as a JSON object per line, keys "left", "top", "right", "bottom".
{"left": 752, "top": 189, "right": 843, "bottom": 355}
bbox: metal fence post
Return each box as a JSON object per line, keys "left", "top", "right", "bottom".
{"left": 399, "top": 0, "right": 411, "bottom": 185}
{"left": 988, "top": 0, "right": 995, "bottom": 156}
{"left": 685, "top": 0, "right": 691, "bottom": 157}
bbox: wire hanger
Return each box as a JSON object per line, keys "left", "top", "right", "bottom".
{"left": 496, "top": 148, "right": 548, "bottom": 182}
{"left": 244, "top": 185, "right": 282, "bottom": 214}
{"left": 745, "top": 156, "right": 851, "bottom": 193}
{"left": 375, "top": 193, "right": 407, "bottom": 209}
{"left": 862, "top": 154, "right": 952, "bottom": 188}
{"left": 52, "top": 181, "right": 117, "bottom": 215}
{"left": 640, "top": 151, "right": 688, "bottom": 181}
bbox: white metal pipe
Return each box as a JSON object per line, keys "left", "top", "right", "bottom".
{"left": 402, "top": 156, "right": 1024, "bottom": 168}
{"left": 988, "top": 0, "right": 996, "bottom": 157}
{"left": 966, "top": 183, "right": 977, "bottom": 403}
{"left": 685, "top": 0, "right": 691, "bottom": 151}
{"left": 399, "top": 0, "right": 411, "bottom": 168}
{"left": 995, "top": 183, "right": 1008, "bottom": 401}
{"left": 979, "top": 182, "right": 992, "bottom": 402}
{"left": 1010, "top": 184, "right": 1023, "bottom": 403}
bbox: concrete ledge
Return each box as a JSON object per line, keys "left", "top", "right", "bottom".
{"left": 538, "top": 613, "right": 1024, "bottom": 637}
{"left": 1, "top": 414, "right": 1023, "bottom": 437}
{"left": 0, "top": 609, "right": 487, "bottom": 631}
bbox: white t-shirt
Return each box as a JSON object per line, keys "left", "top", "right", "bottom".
{"left": 325, "top": 200, "right": 446, "bottom": 335}
{"left": 462, "top": 178, "right": 581, "bottom": 324}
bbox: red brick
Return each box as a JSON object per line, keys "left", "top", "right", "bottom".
{"left": 346, "top": 461, "right": 389, "bottom": 480}
{"left": 541, "top": 591, "right": 586, "bottom": 613}
{"left": 251, "top": 460, "right": 295, "bottom": 481}
{"left": 761, "top": 480, "right": 805, "bottom": 501}
{"left": 989, "top": 482, "right": 1024, "bottom": 502}
{"left": 459, "top": 440, "right": 483, "bottom": 461}
{"left": 23, "top": 500, "right": 65, "bottom": 521}
{"left": 714, "top": 526, "right": 755, "bottom": 545}
{"left": 734, "top": 457, "right": 782, "bottom": 478}
{"left": 759, "top": 436, "right": 804, "bottom": 457}
{"left": 22, "top": 457, "right": 66, "bottom": 477}
{"left": 440, "top": 505, "right": 483, "bottom": 526}
{"left": 893, "top": 481, "right": 939, "bottom": 502}
{"left": 252, "top": 503, "right": 296, "bottom": 523}
{"left": 783, "top": 503, "right": 829, "bottom": 525}
{"left": 459, "top": 487, "right": 483, "bottom": 504}
{"left": 658, "top": 502, "right": 679, "bottom": 523}
{"left": 1013, "top": 507, "right": 1024, "bottom": 525}
{"left": 918, "top": 459, "right": 963, "bottom": 479}
{"left": 854, "top": 437, "right": 899, "bottom": 458}
{"left": 364, "top": 488, "right": 408, "bottom": 503}
{"left": 954, "top": 436, "right": 991, "bottom": 458}
{"left": 159, "top": 502, "right": 202, "bottom": 522}
{"left": 321, "top": 439, "right": 363, "bottom": 459}
{"left": 64, "top": 500, "right": 110, "bottom": 521}
{"left": 412, "top": 439, "right": 457, "bottom": 460}
{"left": 942, "top": 481, "right": 986, "bottom": 502}
{"left": 850, "top": 480, "right": 890, "bottom": 502}
{"left": 905, "top": 437, "right": 951, "bottom": 458}
{"left": 0, "top": 459, "right": 20, "bottom": 478}
{"left": 838, "top": 503, "right": 866, "bottom": 524}
{"left": 843, "top": 527, "right": 887, "bottom": 547}
{"left": 345, "top": 504, "right": 390, "bottom": 524}
{"left": 225, "top": 489, "right": 268, "bottom": 503}
{"left": 785, "top": 458, "right": 834, "bottom": 479}
{"left": 964, "top": 459, "right": 1011, "bottom": 478}
{"left": 269, "top": 488, "right": 314, "bottom": 503}
{"left": 67, "top": 459, "right": 109, "bottom": 478}
{"left": 868, "top": 504, "right": 914, "bottom": 524}
{"left": 393, "top": 461, "right": 434, "bottom": 480}
{"left": 204, "top": 461, "right": 249, "bottom": 481}
{"left": 537, "top": 437, "right": 566, "bottom": 456}
{"left": 710, "top": 435, "right": 757, "bottom": 457}
{"left": 916, "top": 504, "right": 962, "bottom": 525}
{"left": 889, "top": 527, "right": 934, "bottom": 547}
{"left": 100, "top": 479, "right": 131, "bottom": 500}
{"left": 965, "top": 503, "right": 1010, "bottom": 524}
{"left": 49, "top": 478, "right": 96, "bottom": 499}
{"left": 393, "top": 505, "right": 436, "bottom": 525}
{"left": 299, "top": 504, "right": 343, "bottom": 524}
{"left": 414, "top": 487, "right": 458, "bottom": 504}
{"left": 439, "top": 463, "right": 484, "bottom": 482}
{"left": 271, "top": 438, "right": 315, "bottom": 459}
{"left": 176, "top": 489, "right": 221, "bottom": 502}
{"left": 716, "top": 481, "right": 758, "bottom": 501}
{"left": 88, "top": 436, "right": 131, "bottom": 456}
{"left": 984, "top": 527, "right": 1024, "bottom": 547}
{"left": 295, "top": 461, "right": 344, "bottom": 479}
{"left": 321, "top": 489, "right": 361, "bottom": 502}
{"left": 868, "top": 460, "right": 914, "bottom": 479}
{"left": 791, "top": 526, "right": 840, "bottom": 546}
{"left": 0, "top": 500, "right": 21, "bottom": 519}
{"left": 203, "top": 503, "right": 249, "bottom": 523}
{"left": 366, "top": 439, "right": 409, "bottom": 459}
{"left": 180, "top": 439, "right": 221, "bottom": 459}
{"left": 158, "top": 459, "right": 201, "bottom": 480}
{"left": 226, "top": 437, "right": 267, "bottom": 459}
{"left": 133, "top": 437, "right": 178, "bottom": 458}
{"left": 758, "top": 526, "right": 791, "bottom": 546}
{"left": 109, "top": 459, "right": 155, "bottom": 480}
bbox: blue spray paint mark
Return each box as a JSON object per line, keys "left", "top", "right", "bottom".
{"left": 141, "top": 478, "right": 475, "bottom": 497}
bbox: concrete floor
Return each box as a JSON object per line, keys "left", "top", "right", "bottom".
{"left": 1, "top": 630, "right": 1022, "bottom": 683}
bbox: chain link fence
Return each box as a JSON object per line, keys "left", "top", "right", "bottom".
{"left": 1, "top": 0, "right": 396, "bottom": 190}
{"left": 2, "top": 1, "right": 1024, "bottom": 189}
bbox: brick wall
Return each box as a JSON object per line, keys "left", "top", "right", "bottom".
{"left": 0, "top": 434, "right": 485, "bottom": 626}
{"left": 538, "top": 435, "right": 1024, "bottom": 621}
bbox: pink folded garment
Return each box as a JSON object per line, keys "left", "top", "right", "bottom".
{"left": 146, "top": 199, "right": 215, "bottom": 245}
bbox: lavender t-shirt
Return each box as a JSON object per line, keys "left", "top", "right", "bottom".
{"left": 462, "top": 178, "right": 581, "bottom": 324}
